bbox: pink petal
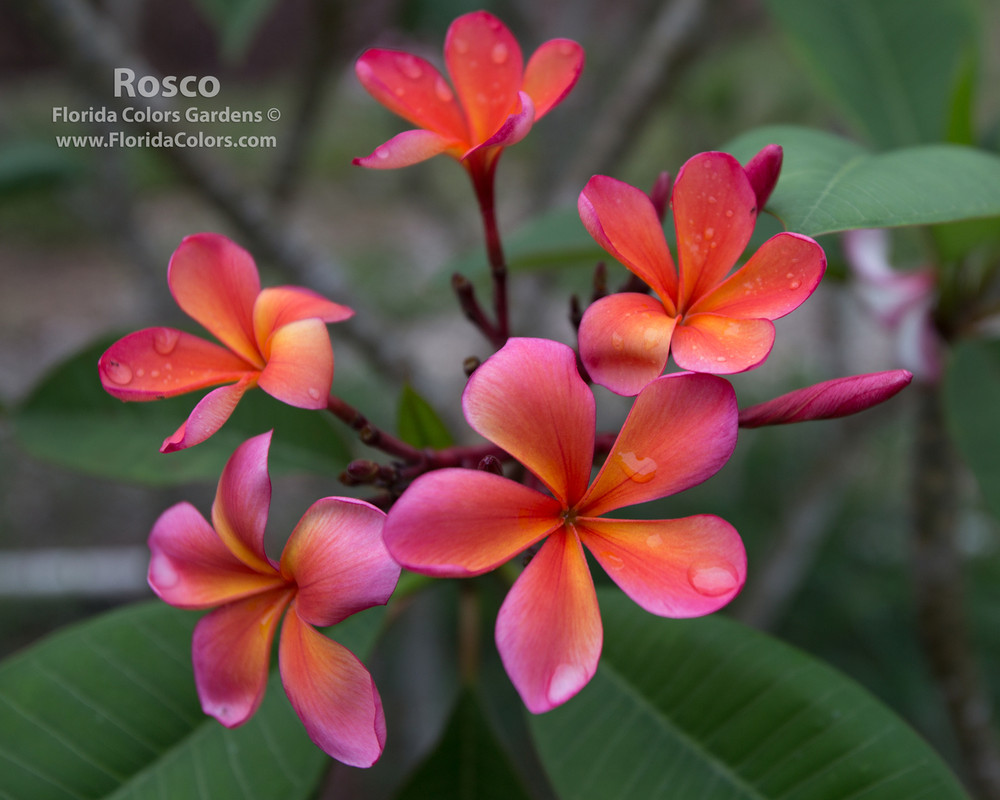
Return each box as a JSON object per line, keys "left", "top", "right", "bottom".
{"left": 256, "top": 318, "right": 334, "bottom": 409}
{"left": 445, "top": 11, "right": 523, "bottom": 144}
{"left": 743, "top": 144, "right": 783, "bottom": 210}
{"left": 578, "top": 515, "right": 745, "bottom": 617}
{"left": 168, "top": 233, "right": 262, "bottom": 367}
{"left": 148, "top": 502, "right": 286, "bottom": 609}
{"left": 670, "top": 314, "right": 775, "bottom": 374}
{"left": 192, "top": 587, "right": 293, "bottom": 728}
{"left": 354, "top": 49, "right": 469, "bottom": 141}
{"left": 581, "top": 372, "right": 738, "bottom": 517}
{"left": 843, "top": 228, "right": 936, "bottom": 327}
{"left": 279, "top": 605, "right": 386, "bottom": 767}
{"left": 522, "top": 39, "right": 584, "bottom": 120}
{"left": 353, "top": 128, "right": 461, "bottom": 169}
{"left": 99, "top": 328, "right": 255, "bottom": 401}
{"left": 280, "top": 497, "right": 398, "bottom": 628}
{"left": 578, "top": 175, "right": 678, "bottom": 310}
{"left": 495, "top": 528, "right": 601, "bottom": 713}
{"left": 253, "top": 287, "right": 353, "bottom": 349}
{"left": 738, "top": 370, "right": 914, "bottom": 428}
{"left": 160, "top": 375, "right": 255, "bottom": 453}
{"left": 464, "top": 91, "right": 535, "bottom": 157}
{"left": 672, "top": 152, "right": 757, "bottom": 310}
{"left": 210, "top": 431, "right": 275, "bottom": 573}
{"left": 578, "top": 293, "right": 676, "bottom": 397}
{"left": 463, "top": 338, "right": 594, "bottom": 506}
{"left": 690, "top": 232, "right": 826, "bottom": 320}
{"left": 383, "top": 469, "right": 562, "bottom": 577}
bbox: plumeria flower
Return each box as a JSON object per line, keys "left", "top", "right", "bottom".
{"left": 353, "top": 10, "right": 584, "bottom": 190}
{"left": 147, "top": 431, "right": 400, "bottom": 766}
{"left": 99, "top": 233, "right": 353, "bottom": 451}
{"left": 383, "top": 338, "right": 745, "bottom": 713}
{"left": 578, "top": 151, "right": 827, "bottom": 395}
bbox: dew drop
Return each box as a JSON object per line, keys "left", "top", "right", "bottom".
{"left": 642, "top": 327, "right": 660, "bottom": 351}
{"left": 547, "top": 663, "right": 587, "bottom": 706}
{"left": 602, "top": 552, "right": 625, "bottom": 570}
{"left": 434, "top": 77, "right": 454, "bottom": 102}
{"left": 376, "top": 146, "right": 390, "bottom": 160}
{"left": 135, "top": 367, "right": 145, "bottom": 378}
{"left": 150, "top": 369, "right": 160, "bottom": 378}
{"left": 395, "top": 54, "right": 424, "bottom": 80}
{"left": 716, "top": 355, "right": 728, "bottom": 363}
{"left": 725, "top": 209, "right": 734, "bottom": 218}
{"left": 454, "top": 37, "right": 470, "bottom": 54}
{"left": 104, "top": 359, "right": 133, "bottom": 385}
{"left": 687, "top": 560, "right": 739, "bottom": 597}
{"left": 557, "top": 42, "right": 575, "bottom": 57}
{"left": 646, "top": 533, "right": 663, "bottom": 548}
{"left": 619, "top": 451, "right": 657, "bottom": 483}
{"left": 789, "top": 279, "right": 801, "bottom": 290}
{"left": 153, "top": 328, "right": 180, "bottom": 355}
{"left": 491, "top": 42, "right": 509, "bottom": 64}
{"left": 704, "top": 227, "right": 714, "bottom": 240}
{"left": 707, "top": 195, "right": 717, "bottom": 203}
{"left": 307, "top": 387, "right": 322, "bottom": 401}
{"left": 611, "top": 331, "right": 625, "bottom": 351}
{"left": 393, "top": 87, "right": 406, "bottom": 97}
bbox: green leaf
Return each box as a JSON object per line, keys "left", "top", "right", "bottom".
{"left": 944, "top": 339, "right": 1000, "bottom": 522}
{"left": 397, "top": 384, "right": 454, "bottom": 449}
{"left": 530, "top": 589, "right": 969, "bottom": 800}
{"left": 11, "top": 338, "right": 350, "bottom": 486}
{"left": 0, "top": 141, "right": 83, "bottom": 195}
{"left": 190, "top": 0, "right": 279, "bottom": 60}
{"left": 0, "top": 600, "right": 384, "bottom": 800}
{"left": 727, "top": 125, "right": 1000, "bottom": 236}
{"left": 764, "top": 0, "right": 980, "bottom": 148}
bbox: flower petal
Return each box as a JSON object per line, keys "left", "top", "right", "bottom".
{"left": 280, "top": 497, "right": 398, "bottom": 628}
{"left": 672, "top": 152, "right": 757, "bottom": 310}
{"left": 210, "top": 431, "right": 275, "bottom": 574}
{"left": 743, "top": 144, "right": 783, "bottom": 210}
{"left": 148, "top": 502, "right": 286, "bottom": 609}
{"left": 279, "top": 605, "right": 386, "bottom": 767}
{"left": 383, "top": 469, "right": 562, "bottom": 577}
{"left": 578, "top": 515, "right": 745, "bottom": 617}
{"left": 256, "top": 318, "right": 334, "bottom": 409}
{"left": 690, "top": 232, "right": 826, "bottom": 320}
{"left": 168, "top": 233, "right": 262, "bottom": 366}
{"left": 738, "top": 370, "right": 914, "bottom": 428}
{"left": 160, "top": 375, "right": 255, "bottom": 453}
{"left": 578, "top": 175, "right": 678, "bottom": 310}
{"left": 354, "top": 49, "right": 468, "bottom": 141}
{"left": 253, "top": 287, "right": 353, "bottom": 349}
{"left": 192, "top": 588, "right": 293, "bottom": 728}
{"left": 465, "top": 91, "right": 535, "bottom": 157}
{"left": 578, "top": 293, "right": 676, "bottom": 397}
{"left": 353, "top": 128, "right": 461, "bottom": 169}
{"left": 445, "top": 11, "right": 523, "bottom": 144}
{"left": 495, "top": 528, "right": 601, "bottom": 713}
{"left": 99, "top": 328, "right": 255, "bottom": 401}
{"left": 671, "top": 314, "right": 775, "bottom": 374}
{"left": 463, "top": 338, "right": 594, "bottom": 506}
{"left": 581, "top": 372, "right": 738, "bottom": 517}
{"left": 522, "top": 39, "right": 584, "bottom": 120}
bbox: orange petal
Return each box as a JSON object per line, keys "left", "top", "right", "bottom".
{"left": 578, "top": 293, "right": 676, "bottom": 397}
{"left": 256, "top": 318, "right": 334, "bottom": 409}
{"left": 445, "top": 11, "right": 523, "bottom": 144}
{"left": 581, "top": 372, "right": 738, "bottom": 517}
{"left": 495, "top": 528, "right": 601, "bottom": 713}
{"left": 578, "top": 175, "right": 678, "bottom": 309}
{"left": 279, "top": 606, "right": 387, "bottom": 767}
{"left": 523, "top": 39, "right": 584, "bottom": 120}
{"left": 160, "top": 375, "right": 256, "bottom": 452}
{"left": 672, "top": 152, "right": 757, "bottom": 310}
{"left": 167, "top": 233, "right": 262, "bottom": 367}
{"left": 464, "top": 91, "right": 534, "bottom": 157}
{"left": 353, "top": 128, "right": 462, "bottom": 169}
{"left": 671, "top": 314, "right": 775, "bottom": 374}
{"left": 253, "top": 286, "right": 352, "bottom": 348}
{"left": 192, "top": 587, "right": 293, "bottom": 728}
{"left": 463, "top": 338, "right": 593, "bottom": 506}
{"left": 578, "top": 515, "right": 745, "bottom": 617}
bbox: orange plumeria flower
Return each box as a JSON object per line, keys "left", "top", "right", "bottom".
{"left": 98, "top": 233, "right": 353, "bottom": 451}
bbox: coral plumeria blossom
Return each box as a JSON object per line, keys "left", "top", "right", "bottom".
{"left": 578, "top": 152, "right": 827, "bottom": 395}
{"left": 383, "top": 338, "right": 745, "bottom": 713}
{"left": 147, "top": 431, "right": 400, "bottom": 767}
{"left": 353, "top": 11, "right": 583, "bottom": 185}
{"left": 98, "top": 233, "right": 353, "bottom": 451}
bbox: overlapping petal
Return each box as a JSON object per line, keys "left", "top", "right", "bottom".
{"left": 496, "top": 529, "right": 602, "bottom": 714}
{"left": 211, "top": 431, "right": 274, "bottom": 574}
{"left": 256, "top": 318, "right": 334, "bottom": 409}
{"left": 467, "top": 91, "right": 534, "bottom": 156}
{"left": 522, "top": 39, "right": 585, "bottom": 119}
{"left": 383, "top": 469, "right": 562, "bottom": 576}
{"left": 353, "top": 129, "right": 461, "bottom": 169}
{"left": 279, "top": 606, "right": 387, "bottom": 766}
{"left": 463, "top": 338, "right": 594, "bottom": 506}
{"left": 281, "top": 498, "right": 397, "bottom": 627}
{"left": 160, "top": 375, "right": 255, "bottom": 453}
{"left": 671, "top": 314, "right": 775, "bottom": 375}
{"left": 578, "top": 515, "right": 746, "bottom": 617}
{"left": 253, "top": 286, "right": 353, "bottom": 347}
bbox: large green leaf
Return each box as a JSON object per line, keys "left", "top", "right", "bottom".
{"left": 530, "top": 589, "right": 969, "bottom": 799}
{"left": 0, "top": 600, "right": 384, "bottom": 800}
{"left": 397, "top": 384, "right": 454, "bottom": 450}
{"left": 11, "top": 338, "right": 351, "bottom": 486}
{"left": 727, "top": 125, "right": 1000, "bottom": 237}
{"left": 764, "top": 0, "right": 980, "bottom": 148}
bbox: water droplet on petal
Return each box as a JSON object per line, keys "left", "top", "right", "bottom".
{"left": 153, "top": 328, "right": 180, "bottom": 355}
{"left": 376, "top": 146, "right": 390, "bottom": 160}
{"left": 687, "top": 560, "right": 739, "bottom": 597}
{"left": 557, "top": 42, "right": 575, "bottom": 57}
{"left": 704, "top": 227, "right": 714, "bottom": 240}
{"left": 602, "top": 551, "right": 625, "bottom": 570}
{"left": 789, "top": 280, "right": 801, "bottom": 290}
{"left": 395, "top": 53, "right": 424, "bottom": 80}
{"left": 642, "top": 328, "right": 660, "bottom": 351}
{"left": 105, "top": 360, "right": 133, "bottom": 385}
{"left": 725, "top": 209, "right": 734, "bottom": 218}
{"left": 619, "top": 451, "right": 657, "bottom": 483}
{"left": 491, "top": 42, "right": 509, "bottom": 64}
{"left": 434, "top": 77, "right": 454, "bottom": 102}
{"left": 307, "top": 387, "right": 322, "bottom": 401}
{"left": 716, "top": 355, "right": 728, "bottom": 363}
{"left": 646, "top": 533, "right": 663, "bottom": 548}
{"left": 547, "top": 663, "right": 587, "bottom": 706}
{"left": 454, "top": 37, "right": 470, "bottom": 54}
{"left": 135, "top": 367, "right": 145, "bottom": 378}
{"left": 611, "top": 331, "right": 625, "bottom": 352}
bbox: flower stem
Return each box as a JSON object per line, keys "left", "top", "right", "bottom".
{"left": 467, "top": 151, "right": 510, "bottom": 344}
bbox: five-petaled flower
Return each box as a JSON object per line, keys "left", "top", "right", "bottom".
{"left": 383, "top": 337, "right": 746, "bottom": 713}
{"left": 578, "top": 151, "right": 827, "bottom": 395}
{"left": 353, "top": 11, "right": 583, "bottom": 192}
{"left": 147, "top": 431, "right": 400, "bottom": 767}
{"left": 98, "top": 232, "right": 353, "bottom": 452}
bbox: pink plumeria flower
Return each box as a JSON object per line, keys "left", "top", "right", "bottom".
{"left": 578, "top": 151, "right": 827, "bottom": 395}
{"left": 353, "top": 11, "right": 583, "bottom": 187}
{"left": 147, "top": 431, "right": 400, "bottom": 767}
{"left": 98, "top": 233, "right": 353, "bottom": 451}
{"left": 842, "top": 228, "right": 942, "bottom": 382}
{"left": 383, "top": 338, "right": 745, "bottom": 713}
